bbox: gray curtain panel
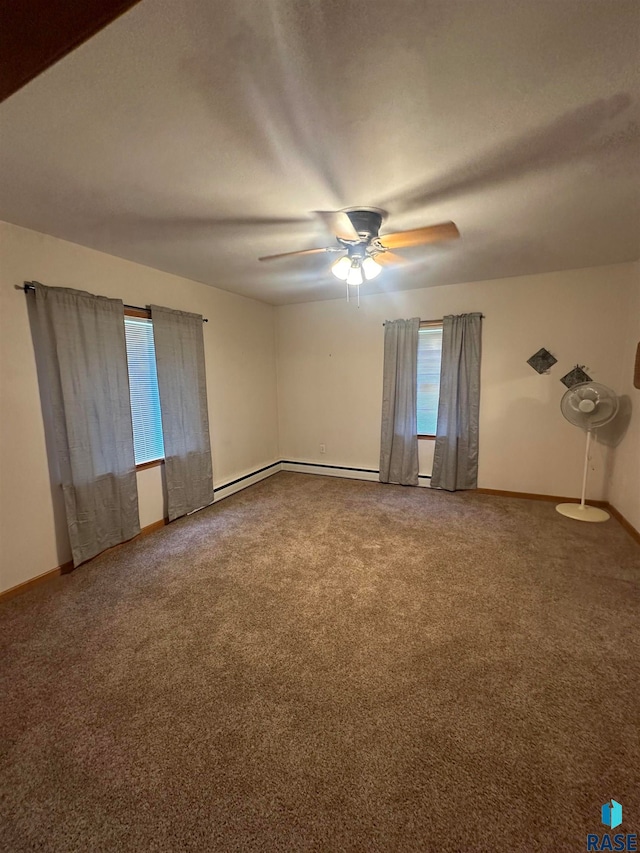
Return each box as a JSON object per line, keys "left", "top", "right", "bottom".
{"left": 32, "top": 284, "right": 140, "bottom": 566}
{"left": 379, "top": 318, "right": 420, "bottom": 486}
{"left": 431, "top": 313, "right": 483, "bottom": 491}
{"left": 150, "top": 305, "right": 214, "bottom": 521}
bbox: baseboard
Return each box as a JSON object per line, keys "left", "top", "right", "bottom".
{"left": 281, "top": 460, "right": 433, "bottom": 487}
{"left": 0, "top": 565, "right": 65, "bottom": 603}
{"left": 606, "top": 503, "right": 640, "bottom": 546}
{"left": 214, "top": 461, "right": 282, "bottom": 501}
{"left": 140, "top": 518, "right": 168, "bottom": 536}
{"left": 281, "top": 460, "right": 380, "bottom": 482}
{"left": 475, "top": 487, "right": 609, "bottom": 508}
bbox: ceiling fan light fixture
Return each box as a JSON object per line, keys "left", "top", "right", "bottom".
{"left": 362, "top": 256, "right": 382, "bottom": 280}
{"left": 331, "top": 255, "right": 352, "bottom": 280}
{"left": 346, "top": 261, "right": 363, "bottom": 286}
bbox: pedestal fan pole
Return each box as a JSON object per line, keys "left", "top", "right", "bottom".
{"left": 580, "top": 428, "right": 592, "bottom": 508}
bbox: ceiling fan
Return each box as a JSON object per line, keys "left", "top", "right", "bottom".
{"left": 258, "top": 207, "right": 460, "bottom": 298}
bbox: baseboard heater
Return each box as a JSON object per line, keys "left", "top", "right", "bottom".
{"left": 281, "top": 460, "right": 431, "bottom": 485}
{"left": 214, "top": 459, "right": 432, "bottom": 500}
{"left": 213, "top": 461, "right": 282, "bottom": 501}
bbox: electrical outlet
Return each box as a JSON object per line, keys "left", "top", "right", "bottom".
{"left": 319, "top": 444, "right": 326, "bottom": 454}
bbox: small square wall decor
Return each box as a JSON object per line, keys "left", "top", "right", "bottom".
{"left": 527, "top": 348, "right": 557, "bottom": 374}
{"left": 560, "top": 365, "right": 592, "bottom": 389}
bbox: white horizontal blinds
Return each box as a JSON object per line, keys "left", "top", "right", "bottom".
{"left": 124, "top": 316, "right": 165, "bottom": 464}
{"left": 417, "top": 325, "right": 443, "bottom": 435}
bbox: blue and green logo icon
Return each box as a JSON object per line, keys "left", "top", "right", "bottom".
{"left": 602, "top": 800, "right": 623, "bottom": 831}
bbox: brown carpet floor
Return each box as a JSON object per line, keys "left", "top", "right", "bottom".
{"left": 1, "top": 472, "right": 639, "bottom": 852}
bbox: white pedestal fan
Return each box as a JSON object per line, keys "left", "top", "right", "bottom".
{"left": 556, "top": 381, "right": 619, "bottom": 522}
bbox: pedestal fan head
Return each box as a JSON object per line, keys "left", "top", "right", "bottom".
{"left": 560, "top": 382, "right": 619, "bottom": 430}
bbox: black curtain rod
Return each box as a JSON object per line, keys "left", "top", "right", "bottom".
{"left": 21, "top": 282, "right": 208, "bottom": 323}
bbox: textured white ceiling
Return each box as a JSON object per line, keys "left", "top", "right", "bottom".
{"left": 1, "top": 0, "right": 639, "bottom": 304}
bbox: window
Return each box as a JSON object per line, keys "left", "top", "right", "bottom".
{"left": 124, "top": 313, "right": 164, "bottom": 466}
{"left": 417, "top": 322, "right": 443, "bottom": 437}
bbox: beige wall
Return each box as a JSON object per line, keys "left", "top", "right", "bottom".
{"left": 607, "top": 263, "right": 640, "bottom": 531}
{"left": 0, "top": 222, "right": 279, "bottom": 592}
{"left": 1, "top": 221, "right": 636, "bottom": 594}
{"left": 276, "top": 263, "right": 637, "bottom": 505}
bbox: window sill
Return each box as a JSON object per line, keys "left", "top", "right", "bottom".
{"left": 417, "top": 435, "right": 436, "bottom": 441}
{"left": 135, "top": 458, "right": 165, "bottom": 472}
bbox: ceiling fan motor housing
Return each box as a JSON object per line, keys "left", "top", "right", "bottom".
{"left": 341, "top": 208, "right": 384, "bottom": 243}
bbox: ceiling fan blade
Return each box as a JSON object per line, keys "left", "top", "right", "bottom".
{"left": 379, "top": 221, "right": 460, "bottom": 249}
{"left": 374, "top": 251, "right": 407, "bottom": 266}
{"left": 315, "top": 210, "right": 360, "bottom": 242}
{"left": 258, "top": 247, "right": 335, "bottom": 262}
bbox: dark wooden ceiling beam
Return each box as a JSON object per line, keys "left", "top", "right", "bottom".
{"left": 0, "top": 0, "right": 143, "bottom": 103}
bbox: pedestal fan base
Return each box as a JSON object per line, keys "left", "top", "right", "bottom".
{"left": 556, "top": 503, "right": 610, "bottom": 522}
